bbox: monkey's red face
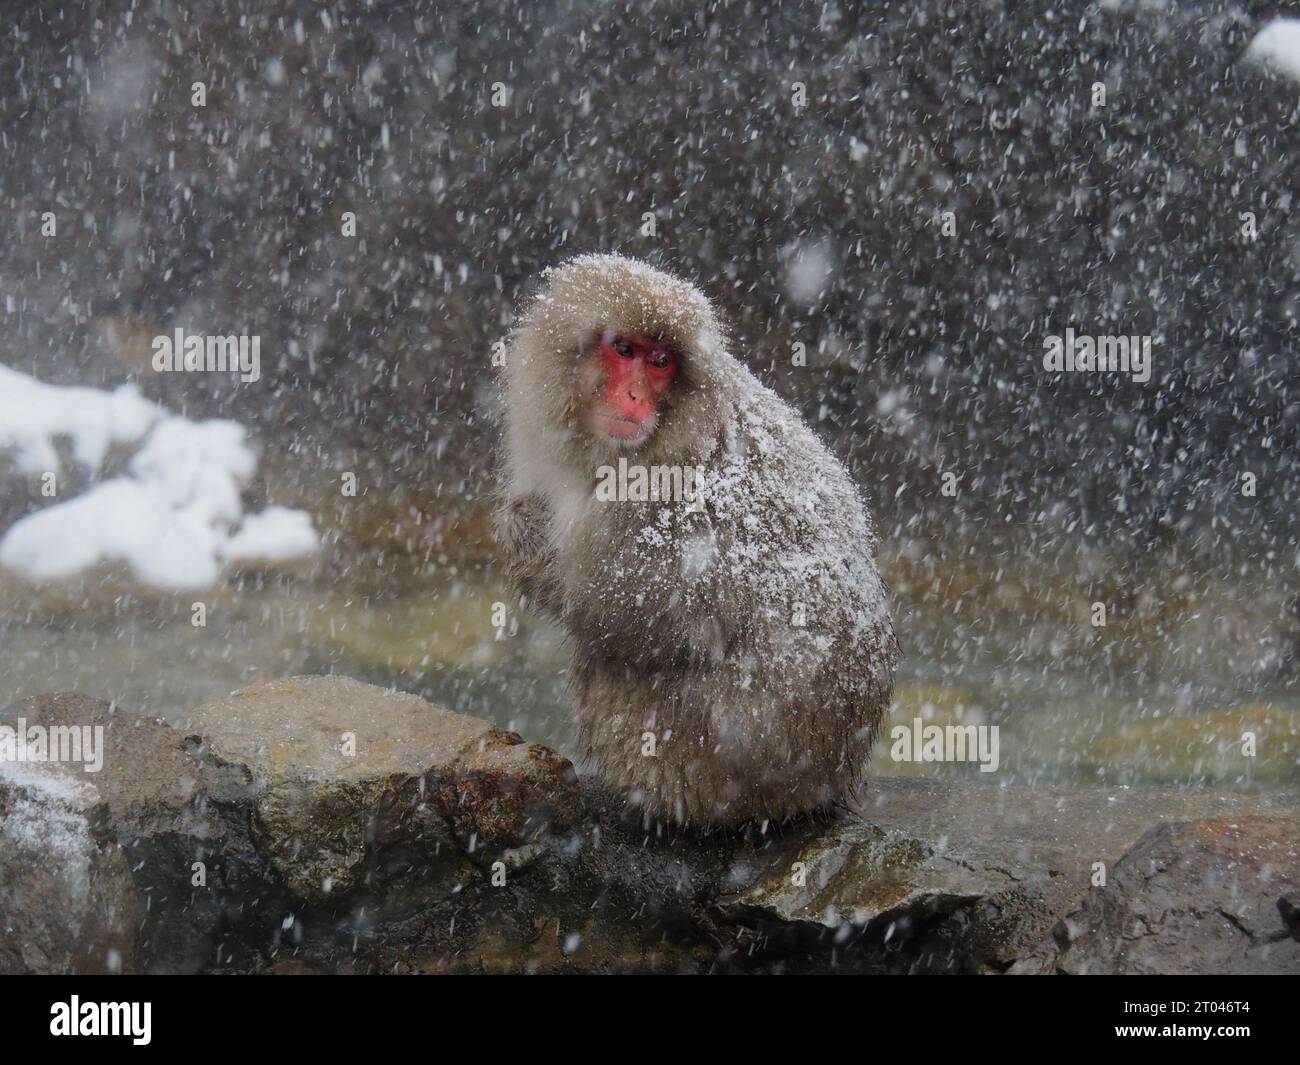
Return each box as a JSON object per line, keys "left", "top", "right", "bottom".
{"left": 586, "top": 332, "right": 679, "bottom": 446}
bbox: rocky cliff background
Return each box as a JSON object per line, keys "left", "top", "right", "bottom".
{"left": 2, "top": 0, "right": 1297, "bottom": 566}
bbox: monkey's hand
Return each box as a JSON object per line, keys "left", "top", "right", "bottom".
{"left": 497, "top": 493, "right": 565, "bottom": 618}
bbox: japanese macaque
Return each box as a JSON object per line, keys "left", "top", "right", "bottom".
{"left": 498, "top": 254, "right": 897, "bottom": 827}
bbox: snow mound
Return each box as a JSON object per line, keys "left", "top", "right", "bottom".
{"left": 0, "top": 364, "right": 158, "bottom": 475}
{"left": 223, "top": 506, "right": 322, "bottom": 564}
{"left": 0, "top": 368, "right": 319, "bottom": 591}
{"left": 1245, "top": 19, "right": 1300, "bottom": 84}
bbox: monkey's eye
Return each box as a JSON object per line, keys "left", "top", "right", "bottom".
{"left": 647, "top": 349, "right": 675, "bottom": 371}
{"left": 612, "top": 339, "right": 634, "bottom": 358}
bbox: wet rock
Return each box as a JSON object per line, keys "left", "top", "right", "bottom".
{"left": 0, "top": 692, "right": 242, "bottom": 973}
{"left": 0, "top": 761, "right": 136, "bottom": 974}
{"left": 310, "top": 779, "right": 742, "bottom": 974}
{"left": 3, "top": 692, "right": 200, "bottom": 831}
{"left": 7, "top": 683, "right": 1299, "bottom": 975}
{"left": 183, "top": 675, "right": 584, "bottom": 911}
{"left": 1053, "top": 816, "right": 1300, "bottom": 975}
{"left": 715, "top": 777, "right": 1300, "bottom": 973}
{"left": 719, "top": 820, "right": 999, "bottom": 944}
{"left": 1279, "top": 894, "right": 1300, "bottom": 939}
{"left": 434, "top": 727, "right": 583, "bottom": 867}
{"left": 713, "top": 792, "right": 1064, "bottom": 973}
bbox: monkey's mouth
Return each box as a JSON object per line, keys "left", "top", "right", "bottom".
{"left": 593, "top": 412, "right": 653, "bottom": 444}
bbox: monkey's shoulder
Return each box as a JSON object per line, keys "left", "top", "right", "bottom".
{"left": 701, "top": 397, "right": 870, "bottom": 531}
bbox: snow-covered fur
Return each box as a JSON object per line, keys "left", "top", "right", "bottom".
{"left": 499, "top": 254, "right": 897, "bottom": 827}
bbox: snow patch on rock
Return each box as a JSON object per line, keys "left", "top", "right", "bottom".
{"left": 0, "top": 760, "right": 99, "bottom": 870}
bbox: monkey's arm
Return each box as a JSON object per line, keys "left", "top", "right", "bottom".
{"left": 497, "top": 493, "right": 565, "bottom": 618}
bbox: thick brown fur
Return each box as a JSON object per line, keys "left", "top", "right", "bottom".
{"left": 498, "top": 254, "right": 897, "bottom": 827}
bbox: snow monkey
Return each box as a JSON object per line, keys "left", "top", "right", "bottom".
{"left": 497, "top": 254, "right": 897, "bottom": 827}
